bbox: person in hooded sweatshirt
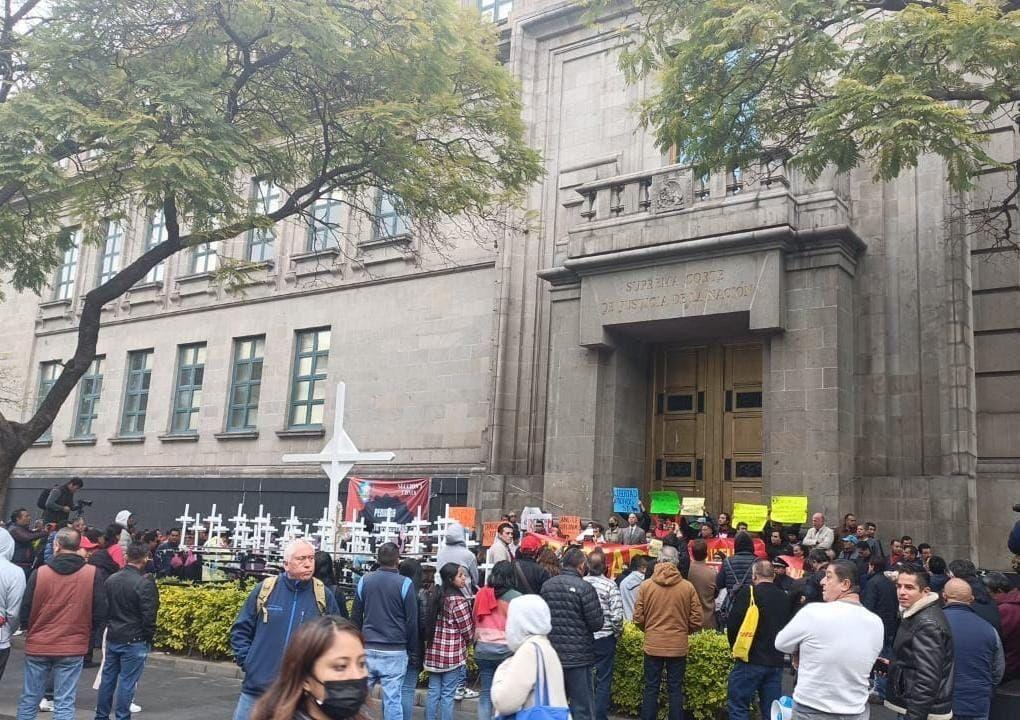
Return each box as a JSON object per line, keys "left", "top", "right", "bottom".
{"left": 16, "top": 527, "right": 108, "bottom": 720}
{"left": 0, "top": 527, "right": 27, "bottom": 681}
{"left": 491, "top": 595, "right": 568, "bottom": 716}
{"left": 435, "top": 523, "right": 479, "bottom": 591}
{"left": 632, "top": 545, "right": 702, "bottom": 720}
{"left": 114, "top": 510, "right": 135, "bottom": 555}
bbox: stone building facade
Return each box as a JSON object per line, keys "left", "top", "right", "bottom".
{"left": 1, "top": 0, "right": 1018, "bottom": 566}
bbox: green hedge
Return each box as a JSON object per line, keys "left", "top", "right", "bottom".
{"left": 154, "top": 581, "right": 251, "bottom": 659}
{"left": 612, "top": 623, "right": 732, "bottom": 720}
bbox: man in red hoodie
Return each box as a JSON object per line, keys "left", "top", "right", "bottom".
{"left": 16, "top": 527, "right": 107, "bottom": 720}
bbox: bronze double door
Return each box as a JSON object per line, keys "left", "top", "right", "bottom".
{"left": 649, "top": 343, "right": 764, "bottom": 514}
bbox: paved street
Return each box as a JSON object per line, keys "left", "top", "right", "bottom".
{"left": 0, "top": 644, "right": 478, "bottom": 720}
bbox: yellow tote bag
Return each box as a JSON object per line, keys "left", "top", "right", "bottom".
{"left": 732, "top": 585, "right": 759, "bottom": 661}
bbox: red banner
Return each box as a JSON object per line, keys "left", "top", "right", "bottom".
{"left": 689, "top": 537, "right": 768, "bottom": 565}
{"left": 777, "top": 554, "right": 805, "bottom": 579}
{"left": 345, "top": 477, "right": 430, "bottom": 524}
{"left": 528, "top": 533, "right": 650, "bottom": 577}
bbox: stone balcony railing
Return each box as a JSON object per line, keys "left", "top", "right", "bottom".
{"left": 560, "top": 159, "right": 852, "bottom": 261}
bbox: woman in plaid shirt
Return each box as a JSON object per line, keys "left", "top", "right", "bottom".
{"left": 424, "top": 563, "right": 475, "bottom": 720}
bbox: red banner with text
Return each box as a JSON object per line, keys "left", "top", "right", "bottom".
{"left": 345, "top": 477, "right": 430, "bottom": 525}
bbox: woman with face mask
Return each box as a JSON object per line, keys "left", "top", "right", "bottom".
{"left": 249, "top": 616, "right": 369, "bottom": 720}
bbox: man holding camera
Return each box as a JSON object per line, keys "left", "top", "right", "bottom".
{"left": 41, "top": 478, "right": 85, "bottom": 527}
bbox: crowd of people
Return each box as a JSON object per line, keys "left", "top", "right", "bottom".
{"left": 2, "top": 478, "right": 1020, "bottom": 720}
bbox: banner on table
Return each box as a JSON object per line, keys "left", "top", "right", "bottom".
{"left": 689, "top": 537, "right": 768, "bottom": 565}
{"left": 680, "top": 497, "right": 706, "bottom": 516}
{"left": 528, "top": 533, "right": 651, "bottom": 577}
{"left": 345, "top": 477, "right": 430, "bottom": 524}
{"left": 613, "top": 487, "right": 641, "bottom": 514}
{"left": 777, "top": 554, "right": 804, "bottom": 579}
{"left": 649, "top": 490, "right": 680, "bottom": 515}
{"left": 732, "top": 503, "right": 769, "bottom": 532}
{"left": 449, "top": 506, "right": 476, "bottom": 530}
{"left": 770, "top": 496, "right": 808, "bottom": 524}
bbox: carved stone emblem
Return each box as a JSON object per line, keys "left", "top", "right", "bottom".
{"left": 653, "top": 178, "right": 685, "bottom": 211}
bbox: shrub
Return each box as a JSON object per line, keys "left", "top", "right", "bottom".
{"left": 154, "top": 581, "right": 250, "bottom": 659}
{"left": 611, "top": 623, "right": 732, "bottom": 720}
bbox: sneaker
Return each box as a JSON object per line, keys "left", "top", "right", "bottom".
{"left": 454, "top": 688, "right": 465, "bottom": 701}
{"left": 39, "top": 699, "right": 54, "bottom": 712}
{"left": 130, "top": 703, "right": 142, "bottom": 713}
{"left": 459, "top": 688, "right": 479, "bottom": 700}
{"left": 13, "top": 629, "right": 24, "bottom": 636}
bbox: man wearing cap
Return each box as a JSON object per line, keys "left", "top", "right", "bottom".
{"left": 771, "top": 557, "right": 794, "bottom": 593}
{"left": 838, "top": 535, "right": 858, "bottom": 561}
{"left": 511, "top": 535, "right": 550, "bottom": 594}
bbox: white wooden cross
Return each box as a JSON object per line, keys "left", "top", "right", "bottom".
{"left": 229, "top": 504, "right": 251, "bottom": 549}
{"left": 176, "top": 504, "right": 196, "bottom": 548}
{"left": 281, "top": 506, "right": 304, "bottom": 543}
{"left": 205, "top": 504, "right": 224, "bottom": 540}
{"left": 282, "top": 382, "right": 395, "bottom": 552}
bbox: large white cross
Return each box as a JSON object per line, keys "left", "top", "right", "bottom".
{"left": 282, "top": 382, "right": 395, "bottom": 551}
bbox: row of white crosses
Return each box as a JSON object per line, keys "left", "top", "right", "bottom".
{"left": 176, "top": 502, "right": 342, "bottom": 554}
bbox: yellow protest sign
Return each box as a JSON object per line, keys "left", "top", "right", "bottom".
{"left": 770, "top": 496, "right": 808, "bottom": 524}
{"left": 732, "top": 503, "right": 769, "bottom": 532}
{"left": 680, "top": 497, "right": 706, "bottom": 516}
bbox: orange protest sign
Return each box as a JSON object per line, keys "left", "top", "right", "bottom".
{"left": 558, "top": 515, "right": 582, "bottom": 538}
{"left": 482, "top": 521, "right": 501, "bottom": 547}
{"left": 448, "top": 506, "right": 476, "bottom": 530}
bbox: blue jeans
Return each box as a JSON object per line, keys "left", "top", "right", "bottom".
{"left": 95, "top": 641, "right": 149, "bottom": 720}
{"left": 232, "top": 691, "right": 260, "bottom": 720}
{"left": 426, "top": 665, "right": 466, "bottom": 720}
{"left": 367, "top": 649, "right": 409, "bottom": 720}
{"left": 477, "top": 656, "right": 506, "bottom": 720}
{"left": 641, "top": 655, "right": 685, "bottom": 720}
{"left": 563, "top": 665, "right": 596, "bottom": 720}
{"left": 726, "top": 661, "right": 782, "bottom": 720}
{"left": 17, "top": 655, "right": 84, "bottom": 720}
{"left": 401, "top": 663, "right": 419, "bottom": 720}
{"left": 592, "top": 636, "right": 616, "bottom": 720}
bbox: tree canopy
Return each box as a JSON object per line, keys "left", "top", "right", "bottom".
{"left": 615, "top": 0, "right": 1019, "bottom": 239}
{"left": 0, "top": 0, "right": 541, "bottom": 492}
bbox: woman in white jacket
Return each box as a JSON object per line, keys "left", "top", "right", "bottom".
{"left": 490, "top": 594, "right": 568, "bottom": 717}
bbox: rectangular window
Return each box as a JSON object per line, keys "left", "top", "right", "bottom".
{"left": 372, "top": 192, "right": 409, "bottom": 241}
{"left": 478, "top": 0, "right": 512, "bottom": 22}
{"left": 171, "top": 343, "right": 206, "bottom": 434}
{"left": 97, "top": 221, "right": 124, "bottom": 286}
{"left": 143, "top": 210, "right": 167, "bottom": 283}
{"left": 227, "top": 336, "right": 265, "bottom": 431}
{"left": 247, "top": 179, "right": 281, "bottom": 262}
{"left": 37, "top": 361, "right": 61, "bottom": 439}
{"left": 72, "top": 356, "right": 104, "bottom": 438}
{"left": 288, "top": 328, "right": 330, "bottom": 428}
{"left": 191, "top": 241, "right": 218, "bottom": 273}
{"left": 53, "top": 228, "right": 81, "bottom": 300}
{"left": 307, "top": 195, "right": 343, "bottom": 252}
{"left": 120, "top": 350, "right": 153, "bottom": 436}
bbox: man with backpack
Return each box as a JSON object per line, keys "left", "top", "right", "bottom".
{"left": 716, "top": 531, "right": 758, "bottom": 627}
{"left": 229, "top": 539, "right": 340, "bottom": 720}
{"left": 351, "top": 542, "right": 419, "bottom": 720}
{"left": 39, "top": 478, "right": 84, "bottom": 527}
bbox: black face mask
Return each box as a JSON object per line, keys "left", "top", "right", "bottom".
{"left": 312, "top": 677, "right": 368, "bottom": 720}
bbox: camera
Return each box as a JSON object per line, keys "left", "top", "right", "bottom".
{"left": 1013, "top": 504, "right": 1020, "bottom": 513}
{"left": 73, "top": 499, "right": 93, "bottom": 511}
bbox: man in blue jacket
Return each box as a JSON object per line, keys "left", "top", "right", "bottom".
{"left": 943, "top": 578, "right": 1004, "bottom": 720}
{"left": 351, "top": 542, "right": 418, "bottom": 720}
{"left": 230, "top": 539, "right": 340, "bottom": 720}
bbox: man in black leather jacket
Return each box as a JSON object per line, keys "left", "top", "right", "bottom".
{"left": 885, "top": 565, "right": 954, "bottom": 720}
{"left": 94, "top": 542, "right": 159, "bottom": 720}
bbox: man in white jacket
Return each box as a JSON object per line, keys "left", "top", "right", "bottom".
{"left": 801, "top": 513, "right": 834, "bottom": 551}
{"left": 0, "top": 528, "right": 27, "bottom": 681}
{"left": 491, "top": 595, "right": 568, "bottom": 715}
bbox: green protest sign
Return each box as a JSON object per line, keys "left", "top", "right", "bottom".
{"left": 649, "top": 490, "right": 680, "bottom": 515}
